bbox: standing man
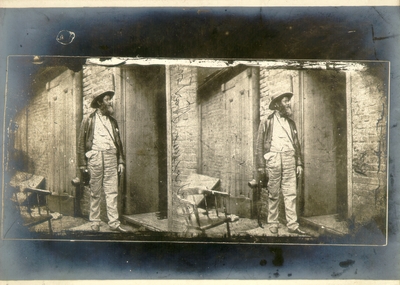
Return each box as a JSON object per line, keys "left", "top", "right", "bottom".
{"left": 256, "top": 92, "right": 305, "bottom": 235}
{"left": 78, "top": 90, "right": 128, "bottom": 233}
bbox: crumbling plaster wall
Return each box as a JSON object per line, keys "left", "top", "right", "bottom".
{"left": 168, "top": 65, "right": 199, "bottom": 231}
{"left": 349, "top": 67, "right": 387, "bottom": 231}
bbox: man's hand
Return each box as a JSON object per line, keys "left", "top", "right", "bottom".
{"left": 296, "top": 166, "right": 303, "bottom": 176}
{"left": 80, "top": 166, "right": 89, "bottom": 176}
{"left": 80, "top": 166, "right": 90, "bottom": 186}
{"left": 257, "top": 167, "right": 269, "bottom": 188}
{"left": 118, "top": 164, "right": 125, "bottom": 175}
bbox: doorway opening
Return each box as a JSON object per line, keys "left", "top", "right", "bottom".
{"left": 116, "top": 65, "right": 168, "bottom": 231}
{"left": 299, "top": 70, "right": 349, "bottom": 235}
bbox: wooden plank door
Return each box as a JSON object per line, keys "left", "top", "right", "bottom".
{"left": 117, "top": 66, "right": 162, "bottom": 215}
{"left": 301, "top": 70, "right": 347, "bottom": 217}
{"left": 47, "top": 69, "right": 81, "bottom": 196}
{"left": 224, "top": 69, "right": 254, "bottom": 199}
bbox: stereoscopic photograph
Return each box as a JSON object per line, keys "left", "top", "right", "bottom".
{"left": 0, "top": 5, "right": 399, "bottom": 281}
{"left": 2, "top": 56, "right": 388, "bottom": 245}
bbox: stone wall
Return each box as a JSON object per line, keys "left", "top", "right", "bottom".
{"left": 168, "top": 65, "right": 199, "bottom": 231}
{"left": 199, "top": 83, "right": 225, "bottom": 182}
{"left": 82, "top": 65, "right": 115, "bottom": 117}
{"left": 349, "top": 65, "right": 388, "bottom": 231}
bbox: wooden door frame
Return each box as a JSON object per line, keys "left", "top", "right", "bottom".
{"left": 298, "top": 71, "right": 305, "bottom": 216}
{"left": 166, "top": 65, "right": 173, "bottom": 230}
{"left": 113, "top": 67, "right": 127, "bottom": 216}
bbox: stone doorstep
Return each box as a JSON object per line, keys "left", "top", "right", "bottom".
{"left": 122, "top": 212, "right": 169, "bottom": 232}
{"left": 299, "top": 215, "right": 350, "bottom": 236}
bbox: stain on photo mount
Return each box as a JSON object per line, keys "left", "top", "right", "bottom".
{"left": 339, "top": 259, "right": 355, "bottom": 268}
{"left": 56, "top": 30, "right": 76, "bottom": 45}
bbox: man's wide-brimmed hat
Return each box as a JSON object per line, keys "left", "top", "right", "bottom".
{"left": 269, "top": 92, "right": 293, "bottom": 110}
{"left": 90, "top": 90, "right": 115, "bottom": 108}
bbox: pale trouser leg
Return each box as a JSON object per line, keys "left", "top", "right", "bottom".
{"left": 88, "top": 151, "right": 103, "bottom": 226}
{"left": 266, "top": 152, "right": 281, "bottom": 228}
{"left": 102, "top": 151, "right": 120, "bottom": 230}
{"left": 259, "top": 187, "right": 269, "bottom": 223}
{"left": 281, "top": 151, "right": 299, "bottom": 231}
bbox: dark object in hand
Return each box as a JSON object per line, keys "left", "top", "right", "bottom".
{"left": 248, "top": 179, "right": 258, "bottom": 188}
{"left": 248, "top": 171, "right": 269, "bottom": 189}
{"left": 82, "top": 169, "right": 90, "bottom": 186}
{"left": 258, "top": 171, "right": 269, "bottom": 188}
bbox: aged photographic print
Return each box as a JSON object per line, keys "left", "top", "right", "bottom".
{"left": 2, "top": 56, "right": 388, "bottom": 245}
{"left": 0, "top": 4, "right": 399, "bottom": 281}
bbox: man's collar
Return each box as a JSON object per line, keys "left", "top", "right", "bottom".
{"left": 96, "top": 109, "right": 108, "bottom": 119}
{"left": 274, "top": 111, "right": 284, "bottom": 118}
{"left": 275, "top": 110, "right": 290, "bottom": 120}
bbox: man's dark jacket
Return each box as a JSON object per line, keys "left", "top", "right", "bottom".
{"left": 78, "top": 111, "right": 125, "bottom": 168}
{"left": 256, "top": 112, "right": 303, "bottom": 170}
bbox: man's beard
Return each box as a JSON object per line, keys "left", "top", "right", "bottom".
{"left": 99, "top": 103, "right": 114, "bottom": 116}
{"left": 278, "top": 104, "right": 292, "bottom": 117}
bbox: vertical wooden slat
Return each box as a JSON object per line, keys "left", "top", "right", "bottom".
{"left": 68, "top": 71, "right": 73, "bottom": 195}
{"left": 47, "top": 85, "right": 54, "bottom": 193}
{"left": 166, "top": 65, "right": 173, "bottom": 231}
{"left": 346, "top": 71, "right": 353, "bottom": 220}
{"left": 62, "top": 82, "right": 67, "bottom": 194}
{"left": 56, "top": 81, "right": 61, "bottom": 195}
{"left": 73, "top": 70, "right": 83, "bottom": 193}
{"left": 124, "top": 68, "right": 132, "bottom": 213}
{"left": 250, "top": 67, "right": 260, "bottom": 203}
{"left": 69, "top": 78, "right": 73, "bottom": 194}
{"left": 59, "top": 83, "right": 63, "bottom": 194}
{"left": 68, "top": 70, "right": 74, "bottom": 196}
{"left": 239, "top": 84, "right": 243, "bottom": 197}
{"left": 25, "top": 107, "right": 28, "bottom": 169}
{"left": 234, "top": 83, "right": 238, "bottom": 197}
{"left": 198, "top": 102, "right": 202, "bottom": 173}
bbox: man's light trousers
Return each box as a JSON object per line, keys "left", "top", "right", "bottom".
{"left": 88, "top": 149, "right": 120, "bottom": 230}
{"left": 262, "top": 150, "right": 299, "bottom": 231}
